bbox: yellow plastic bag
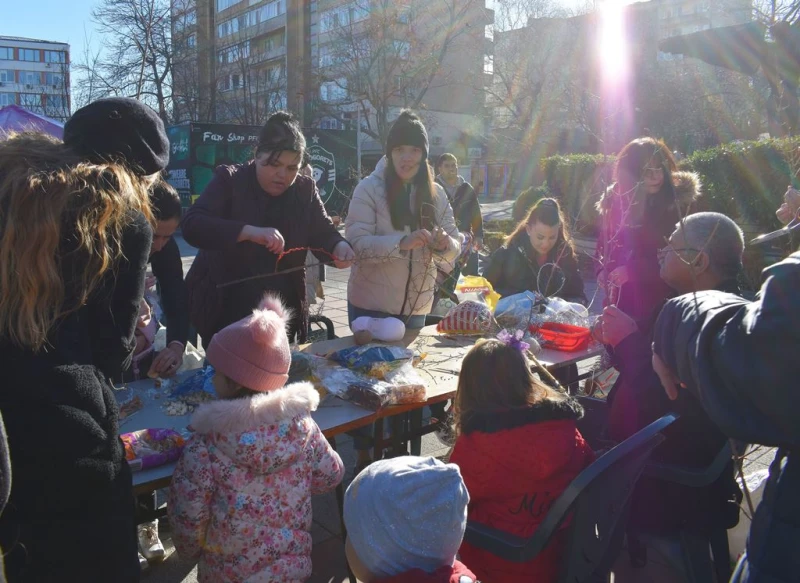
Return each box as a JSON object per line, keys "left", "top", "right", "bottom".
{"left": 454, "top": 275, "right": 501, "bottom": 311}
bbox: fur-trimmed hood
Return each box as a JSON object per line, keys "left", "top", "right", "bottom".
{"left": 461, "top": 394, "right": 584, "bottom": 435}
{"left": 595, "top": 170, "right": 702, "bottom": 216}
{"left": 189, "top": 382, "right": 320, "bottom": 475}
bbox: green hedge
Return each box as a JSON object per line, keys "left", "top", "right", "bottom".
{"left": 512, "top": 138, "right": 800, "bottom": 236}
{"left": 680, "top": 137, "right": 800, "bottom": 230}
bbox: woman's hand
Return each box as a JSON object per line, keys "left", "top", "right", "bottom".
{"left": 608, "top": 266, "right": 629, "bottom": 288}
{"left": 776, "top": 186, "right": 800, "bottom": 224}
{"left": 149, "top": 342, "right": 185, "bottom": 378}
{"left": 241, "top": 225, "right": 285, "bottom": 254}
{"left": 431, "top": 227, "right": 450, "bottom": 252}
{"left": 332, "top": 241, "right": 355, "bottom": 269}
{"left": 399, "top": 229, "right": 433, "bottom": 251}
{"left": 601, "top": 306, "right": 637, "bottom": 347}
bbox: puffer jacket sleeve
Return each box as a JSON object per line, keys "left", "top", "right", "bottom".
{"left": 431, "top": 184, "right": 461, "bottom": 266}
{"left": 307, "top": 422, "right": 345, "bottom": 495}
{"left": 345, "top": 180, "right": 408, "bottom": 263}
{"left": 449, "top": 436, "right": 492, "bottom": 502}
{"left": 653, "top": 252, "right": 800, "bottom": 448}
{"left": 168, "top": 436, "right": 215, "bottom": 560}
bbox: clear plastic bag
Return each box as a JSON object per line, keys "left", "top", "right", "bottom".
{"left": 494, "top": 291, "right": 545, "bottom": 329}
{"left": 383, "top": 361, "right": 427, "bottom": 404}
{"left": 327, "top": 344, "right": 414, "bottom": 371}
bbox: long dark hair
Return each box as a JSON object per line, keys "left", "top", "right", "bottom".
{"left": 384, "top": 156, "right": 437, "bottom": 231}
{"left": 613, "top": 137, "right": 677, "bottom": 209}
{"left": 255, "top": 111, "right": 306, "bottom": 164}
{"left": 506, "top": 197, "right": 576, "bottom": 258}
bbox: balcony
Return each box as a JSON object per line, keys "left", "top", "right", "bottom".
{"left": 250, "top": 45, "right": 287, "bottom": 64}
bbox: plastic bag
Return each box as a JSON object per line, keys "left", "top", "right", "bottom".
{"left": 328, "top": 344, "right": 414, "bottom": 371}
{"left": 455, "top": 275, "right": 501, "bottom": 311}
{"left": 494, "top": 291, "right": 545, "bottom": 329}
{"left": 536, "top": 297, "right": 592, "bottom": 328}
{"left": 289, "top": 351, "right": 317, "bottom": 384}
{"left": 171, "top": 365, "right": 216, "bottom": 398}
{"left": 437, "top": 300, "right": 494, "bottom": 335}
{"left": 383, "top": 361, "right": 427, "bottom": 404}
{"left": 121, "top": 428, "right": 186, "bottom": 472}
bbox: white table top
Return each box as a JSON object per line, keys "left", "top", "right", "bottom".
{"left": 118, "top": 325, "right": 602, "bottom": 489}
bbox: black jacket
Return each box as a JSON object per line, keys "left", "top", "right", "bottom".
{"left": 0, "top": 213, "right": 150, "bottom": 583}
{"left": 653, "top": 253, "right": 800, "bottom": 583}
{"left": 183, "top": 164, "right": 345, "bottom": 344}
{"left": 609, "top": 279, "right": 743, "bottom": 535}
{"left": 484, "top": 234, "right": 586, "bottom": 303}
{"left": 435, "top": 176, "right": 483, "bottom": 238}
{"left": 149, "top": 236, "right": 190, "bottom": 347}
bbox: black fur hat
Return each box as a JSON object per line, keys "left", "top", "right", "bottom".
{"left": 385, "top": 110, "right": 428, "bottom": 159}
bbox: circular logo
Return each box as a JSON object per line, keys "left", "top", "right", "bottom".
{"left": 308, "top": 139, "right": 337, "bottom": 204}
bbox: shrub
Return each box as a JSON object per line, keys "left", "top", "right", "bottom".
{"left": 512, "top": 184, "right": 551, "bottom": 221}
{"left": 680, "top": 137, "right": 800, "bottom": 231}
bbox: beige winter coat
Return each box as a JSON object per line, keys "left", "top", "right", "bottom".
{"left": 346, "top": 157, "right": 460, "bottom": 316}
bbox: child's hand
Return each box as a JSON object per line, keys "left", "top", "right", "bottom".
{"left": 431, "top": 227, "right": 450, "bottom": 251}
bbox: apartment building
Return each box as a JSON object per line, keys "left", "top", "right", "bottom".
{"left": 171, "top": 0, "right": 494, "bottom": 165}
{"left": 0, "top": 36, "right": 70, "bottom": 121}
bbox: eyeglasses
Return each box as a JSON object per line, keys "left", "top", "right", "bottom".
{"left": 658, "top": 244, "right": 701, "bottom": 258}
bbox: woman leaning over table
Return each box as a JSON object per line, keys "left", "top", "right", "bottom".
{"left": 0, "top": 98, "right": 168, "bottom": 582}
{"left": 182, "top": 111, "right": 354, "bottom": 348}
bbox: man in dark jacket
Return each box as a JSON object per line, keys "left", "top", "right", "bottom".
{"left": 652, "top": 219, "right": 800, "bottom": 583}
{"left": 601, "top": 212, "right": 746, "bottom": 536}
{"left": 435, "top": 153, "right": 483, "bottom": 275}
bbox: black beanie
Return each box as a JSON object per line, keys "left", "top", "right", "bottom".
{"left": 64, "top": 97, "right": 169, "bottom": 176}
{"left": 385, "top": 110, "right": 428, "bottom": 159}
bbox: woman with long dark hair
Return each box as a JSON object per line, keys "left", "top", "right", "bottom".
{"left": 346, "top": 110, "right": 460, "bottom": 328}
{"left": 484, "top": 197, "right": 586, "bottom": 303}
{"left": 595, "top": 137, "right": 700, "bottom": 330}
{"left": 183, "top": 111, "right": 354, "bottom": 346}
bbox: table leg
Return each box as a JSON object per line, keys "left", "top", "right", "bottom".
{"left": 372, "top": 418, "right": 385, "bottom": 462}
{"left": 409, "top": 408, "right": 423, "bottom": 456}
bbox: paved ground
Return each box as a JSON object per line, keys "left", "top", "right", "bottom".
{"left": 147, "top": 211, "right": 772, "bottom": 583}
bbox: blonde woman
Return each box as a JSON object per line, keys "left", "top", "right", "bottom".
{"left": 0, "top": 98, "right": 168, "bottom": 582}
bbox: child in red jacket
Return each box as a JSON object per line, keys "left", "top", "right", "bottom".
{"left": 343, "top": 456, "right": 479, "bottom": 582}
{"left": 449, "top": 335, "right": 595, "bottom": 583}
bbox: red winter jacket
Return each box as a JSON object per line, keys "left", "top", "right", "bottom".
{"left": 375, "top": 560, "right": 478, "bottom": 583}
{"left": 450, "top": 396, "right": 594, "bottom": 583}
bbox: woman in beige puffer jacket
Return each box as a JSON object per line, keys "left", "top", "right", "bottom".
{"left": 345, "top": 112, "right": 460, "bottom": 328}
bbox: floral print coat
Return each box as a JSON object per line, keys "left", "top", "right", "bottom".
{"left": 168, "top": 382, "right": 344, "bottom": 582}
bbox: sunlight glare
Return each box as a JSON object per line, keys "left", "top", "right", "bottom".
{"left": 598, "top": 0, "right": 629, "bottom": 85}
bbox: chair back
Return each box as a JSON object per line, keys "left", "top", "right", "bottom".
{"left": 464, "top": 414, "right": 677, "bottom": 582}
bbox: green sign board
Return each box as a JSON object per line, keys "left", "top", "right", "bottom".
{"left": 166, "top": 123, "right": 356, "bottom": 216}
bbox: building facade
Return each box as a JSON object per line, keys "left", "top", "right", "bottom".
{"left": 0, "top": 36, "right": 70, "bottom": 121}
{"left": 171, "top": 0, "right": 494, "bottom": 175}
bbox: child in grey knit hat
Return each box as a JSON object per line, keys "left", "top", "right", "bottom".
{"left": 343, "top": 456, "right": 478, "bottom": 583}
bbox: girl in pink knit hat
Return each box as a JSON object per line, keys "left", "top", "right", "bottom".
{"left": 168, "top": 294, "right": 345, "bottom": 582}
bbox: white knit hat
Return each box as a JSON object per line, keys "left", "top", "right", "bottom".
{"left": 344, "top": 456, "right": 469, "bottom": 578}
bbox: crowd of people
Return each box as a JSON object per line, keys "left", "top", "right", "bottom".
{"left": 0, "top": 95, "right": 797, "bottom": 583}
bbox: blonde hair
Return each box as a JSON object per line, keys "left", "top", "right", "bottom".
{"left": 453, "top": 338, "right": 560, "bottom": 437}
{"left": 0, "top": 132, "right": 153, "bottom": 350}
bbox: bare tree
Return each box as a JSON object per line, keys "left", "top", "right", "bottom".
{"left": 752, "top": 0, "right": 800, "bottom": 25}
{"left": 313, "top": 0, "right": 489, "bottom": 147}
{"left": 75, "top": 0, "right": 173, "bottom": 122}
{"left": 39, "top": 58, "right": 72, "bottom": 121}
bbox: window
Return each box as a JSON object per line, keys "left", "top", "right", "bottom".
{"left": 0, "top": 93, "right": 11, "bottom": 106}
{"left": 264, "top": 30, "right": 284, "bottom": 52}
{"left": 392, "top": 40, "right": 410, "bottom": 58}
{"left": 47, "top": 95, "right": 65, "bottom": 109}
{"left": 20, "top": 70, "right": 40, "bottom": 85}
{"left": 175, "top": 9, "right": 197, "bottom": 31}
{"left": 0, "top": 47, "right": 12, "bottom": 60}
{"left": 19, "top": 49, "right": 39, "bottom": 62}
{"left": 0, "top": 70, "right": 13, "bottom": 83}
{"left": 19, "top": 93, "right": 40, "bottom": 109}
{"left": 44, "top": 51, "right": 66, "bottom": 63}
{"left": 484, "top": 53, "right": 493, "bottom": 75}
{"left": 319, "top": 116, "right": 346, "bottom": 130}
{"left": 320, "top": 78, "right": 347, "bottom": 102}
{"left": 320, "top": 2, "right": 368, "bottom": 32}
{"left": 217, "top": 0, "right": 239, "bottom": 12}
{"left": 257, "top": 0, "right": 285, "bottom": 23}
{"left": 45, "top": 72, "right": 64, "bottom": 86}
{"left": 217, "top": 17, "right": 239, "bottom": 37}
{"left": 217, "top": 41, "right": 250, "bottom": 63}
{"left": 187, "top": 33, "right": 197, "bottom": 48}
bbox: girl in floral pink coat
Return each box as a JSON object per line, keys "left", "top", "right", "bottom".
{"left": 168, "top": 295, "right": 344, "bottom": 582}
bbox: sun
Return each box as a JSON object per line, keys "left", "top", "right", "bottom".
{"left": 597, "top": 0, "right": 630, "bottom": 85}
